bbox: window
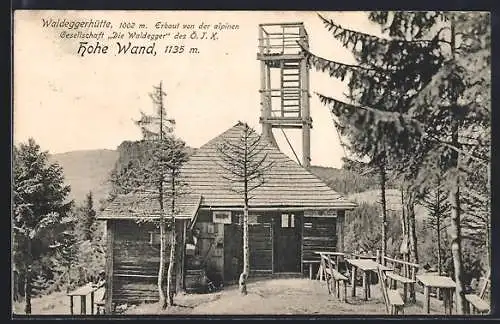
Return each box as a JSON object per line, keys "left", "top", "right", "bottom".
{"left": 248, "top": 214, "right": 259, "bottom": 224}
{"left": 213, "top": 211, "right": 231, "bottom": 224}
{"left": 281, "top": 213, "right": 295, "bottom": 228}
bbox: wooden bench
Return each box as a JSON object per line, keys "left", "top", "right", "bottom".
{"left": 321, "top": 254, "right": 349, "bottom": 302}
{"left": 465, "top": 294, "right": 490, "bottom": 314}
{"left": 383, "top": 256, "right": 419, "bottom": 303}
{"left": 67, "top": 283, "right": 100, "bottom": 315}
{"left": 378, "top": 265, "right": 405, "bottom": 315}
{"left": 465, "top": 272, "right": 490, "bottom": 315}
{"left": 387, "top": 289, "right": 405, "bottom": 315}
{"left": 386, "top": 272, "right": 416, "bottom": 303}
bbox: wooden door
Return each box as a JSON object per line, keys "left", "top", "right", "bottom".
{"left": 223, "top": 224, "right": 242, "bottom": 284}
{"left": 273, "top": 213, "right": 301, "bottom": 272}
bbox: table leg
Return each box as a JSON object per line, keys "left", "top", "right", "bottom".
{"left": 442, "top": 289, "right": 450, "bottom": 315}
{"left": 70, "top": 296, "right": 74, "bottom": 315}
{"left": 424, "top": 286, "right": 430, "bottom": 314}
{"left": 91, "top": 291, "right": 95, "bottom": 315}
{"left": 362, "top": 272, "right": 368, "bottom": 301}
{"left": 81, "top": 296, "right": 87, "bottom": 315}
{"left": 351, "top": 266, "right": 357, "bottom": 297}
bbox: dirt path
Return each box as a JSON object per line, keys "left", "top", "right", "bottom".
{"left": 127, "top": 278, "right": 452, "bottom": 315}
{"left": 13, "top": 278, "right": 464, "bottom": 316}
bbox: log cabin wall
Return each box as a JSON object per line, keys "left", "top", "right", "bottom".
{"left": 191, "top": 211, "right": 224, "bottom": 285}
{"left": 111, "top": 219, "right": 186, "bottom": 305}
{"left": 195, "top": 210, "right": 275, "bottom": 284}
{"left": 301, "top": 211, "right": 338, "bottom": 264}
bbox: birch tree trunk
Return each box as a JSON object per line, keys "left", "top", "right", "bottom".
{"left": 158, "top": 218, "right": 167, "bottom": 309}
{"left": 239, "top": 204, "right": 249, "bottom": 295}
{"left": 449, "top": 173, "right": 468, "bottom": 314}
{"left": 166, "top": 227, "right": 176, "bottom": 306}
{"left": 379, "top": 163, "right": 387, "bottom": 263}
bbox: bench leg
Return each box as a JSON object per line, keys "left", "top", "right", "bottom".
{"left": 351, "top": 267, "right": 357, "bottom": 297}
{"left": 409, "top": 283, "right": 416, "bottom": 304}
{"left": 343, "top": 281, "right": 347, "bottom": 302}
{"left": 336, "top": 281, "right": 341, "bottom": 299}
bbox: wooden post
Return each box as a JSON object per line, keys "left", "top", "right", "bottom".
{"left": 299, "top": 25, "right": 311, "bottom": 169}
{"left": 70, "top": 296, "right": 74, "bottom": 315}
{"left": 410, "top": 266, "right": 417, "bottom": 303}
{"left": 80, "top": 296, "right": 86, "bottom": 315}
{"left": 424, "top": 286, "right": 430, "bottom": 314}
{"left": 351, "top": 266, "right": 357, "bottom": 297}
{"left": 362, "top": 272, "right": 368, "bottom": 301}
{"left": 175, "top": 220, "right": 185, "bottom": 293}
{"left": 376, "top": 250, "right": 381, "bottom": 264}
{"left": 309, "top": 263, "right": 313, "bottom": 280}
{"left": 336, "top": 211, "right": 345, "bottom": 255}
{"left": 90, "top": 291, "right": 94, "bottom": 315}
{"left": 105, "top": 220, "right": 114, "bottom": 314}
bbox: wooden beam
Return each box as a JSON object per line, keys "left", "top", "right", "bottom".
{"left": 105, "top": 220, "right": 114, "bottom": 314}
{"left": 336, "top": 210, "right": 345, "bottom": 254}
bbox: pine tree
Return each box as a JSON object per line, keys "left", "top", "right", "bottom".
{"left": 75, "top": 192, "right": 97, "bottom": 242}
{"left": 13, "top": 139, "right": 73, "bottom": 314}
{"left": 216, "top": 122, "right": 274, "bottom": 295}
{"left": 109, "top": 82, "right": 188, "bottom": 309}
{"left": 421, "top": 176, "right": 451, "bottom": 275}
{"left": 303, "top": 11, "right": 490, "bottom": 313}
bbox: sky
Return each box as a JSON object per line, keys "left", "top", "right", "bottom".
{"left": 14, "top": 10, "right": 384, "bottom": 168}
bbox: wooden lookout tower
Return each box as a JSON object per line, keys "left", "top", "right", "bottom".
{"left": 257, "top": 22, "right": 312, "bottom": 168}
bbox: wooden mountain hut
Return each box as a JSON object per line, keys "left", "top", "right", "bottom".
{"left": 98, "top": 122, "right": 357, "bottom": 310}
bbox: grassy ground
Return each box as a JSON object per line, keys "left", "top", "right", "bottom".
{"left": 13, "top": 278, "right": 478, "bottom": 316}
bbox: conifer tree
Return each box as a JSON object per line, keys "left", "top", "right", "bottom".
{"left": 303, "top": 11, "right": 490, "bottom": 313}
{"left": 425, "top": 183, "right": 450, "bottom": 275}
{"left": 216, "top": 122, "right": 274, "bottom": 295}
{"left": 109, "top": 82, "right": 189, "bottom": 309}
{"left": 13, "top": 139, "right": 73, "bottom": 314}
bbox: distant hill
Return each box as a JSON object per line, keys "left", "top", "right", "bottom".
{"left": 309, "top": 165, "right": 384, "bottom": 195}
{"left": 49, "top": 149, "right": 119, "bottom": 207}
{"left": 309, "top": 166, "right": 428, "bottom": 220}
{"left": 49, "top": 148, "right": 427, "bottom": 220}
{"left": 48, "top": 144, "right": 197, "bottom": 209}
{"left": 347, "top": 189, "right": 428, "bottom": 220}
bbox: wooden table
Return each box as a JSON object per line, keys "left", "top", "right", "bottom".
{"left": 346, "top": 259, "right": 392, "bottom": 301}
{"left": 417, "top": 274, "right": 456, "bottom": 314}
{"left": 67, "top": 283, "right": 98, "bottom": 315}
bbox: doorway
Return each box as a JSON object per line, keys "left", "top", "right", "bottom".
{"left": 273, "top": 213, "right": 301, "bottom": 272}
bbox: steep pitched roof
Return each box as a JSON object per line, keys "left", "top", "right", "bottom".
{"left": 182, "top": 122, "right": 357, "bottom": 209}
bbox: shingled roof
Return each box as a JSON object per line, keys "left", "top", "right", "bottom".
{"left": 99, "top": 122, "right": 357, "bottom": 219}
{"left": 99, "top": 193, "right": 202, "bottom": 220}
{"left": 182, "top": 122, "right": 357, "bottom": 210}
